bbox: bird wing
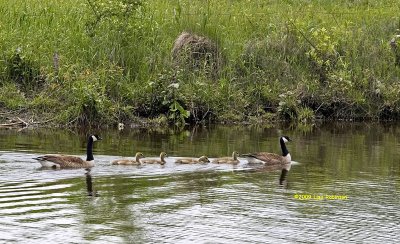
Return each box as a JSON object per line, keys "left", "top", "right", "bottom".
{"left": 243, "top": 152, "right": 283, "bottom": 165}
{"left": 175, "top": 158, "right": 193, "bottom": 164}
{"left": 211, "top": 157, "right": 231, "bottom": 163}
{"left": 212, "top": 157, "right": 239, "bottom": 164}
{"left": 112, "top": 159, "right": 136, "bottom": 165}
{"left": 212, "top": 158, "right": 239, "bottom": 164}
{"left": 141, "top": 159, "right": 159, "bottom": 164}
{"left": 37, "top": 154, "right": 85, "bottom": 167}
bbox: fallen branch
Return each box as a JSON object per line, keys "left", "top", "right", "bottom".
{"left": 0, "top": 121, "right": 26, "bottom": 127}
{"left": 0, "top": 117, "right": 54, "bottom": 128}
{"left": 30, "top": 118, "right": 55, "bottom": 125}
{"left": 17, "top": 117, "right": 29, "bottom": 127}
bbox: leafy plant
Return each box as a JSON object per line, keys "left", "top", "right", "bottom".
{"left": 5, "top": 49, "right": 43, "bottom": 92}
{"left": 0, "top": 83, "right": 26, "bottom": 109}
{"left": 85, "top": 0, "right": 144, "bottom": 36}
{"left": 164, "top": 82, "right": 190, "bottom": 126}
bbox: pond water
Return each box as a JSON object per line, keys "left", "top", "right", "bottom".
{"left": 0, "top": 123, "right": 399, "bottom": 243}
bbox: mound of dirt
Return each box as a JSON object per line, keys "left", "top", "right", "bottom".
{"left": 172, "top": 32, "right": 223, "bottom": 76}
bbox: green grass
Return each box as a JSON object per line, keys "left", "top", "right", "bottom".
{"left": 1, "top": 0, "right": 400, "bottom": 126}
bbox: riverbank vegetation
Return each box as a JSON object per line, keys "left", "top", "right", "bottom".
{"left": 1, "top": 0, "right": 400, "bottom": 127}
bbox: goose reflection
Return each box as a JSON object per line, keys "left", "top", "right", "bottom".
{"left": 245, "top": 162, "right": 291, "bottom": 186}
{"left": 279, "top": 163, "right": 291, "bottom": 186}
{"left": 85, "top": 168, "right": 99, "bottom": 197}
{"left": 263, "top": 164, "right": 291, "bottom": 186}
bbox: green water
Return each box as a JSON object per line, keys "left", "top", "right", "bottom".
{"left": 0, "top": 123, "right": 399, "bottom": 243}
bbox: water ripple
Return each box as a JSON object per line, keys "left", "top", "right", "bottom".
{"left": 0, "top": 145, "right": 399, "bottom": 243}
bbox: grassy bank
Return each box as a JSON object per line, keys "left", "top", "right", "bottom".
{"left": 1, "top": 0, "right": 400, "bottom": 127}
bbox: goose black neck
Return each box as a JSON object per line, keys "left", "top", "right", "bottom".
{"left": 86, "top": 137, "right": 94, "bottom": 161}
{"left": 280, "top": 138, "right": 289, "bottom": 156}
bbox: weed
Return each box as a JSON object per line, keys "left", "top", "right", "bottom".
{"left": 1, "top": 0, "right": 400, "bottom": 126}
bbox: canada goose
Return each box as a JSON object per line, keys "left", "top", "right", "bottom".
{"left": 175, "top": 156, "right": 210, "bottom": 164}
{"left": 212, "top": 151, "right": 240, "bottom": 164}
{"left": 241, "top": 136, "right": 292, "bottom": 165}
{"left": 34, "top": 135, "right": 102, "bottom": 169}
{"left": 141, "top": 152, "right": 167, "bottom": 165}
{"left": 111, "top": 152, "right": 144, "bottom": 165}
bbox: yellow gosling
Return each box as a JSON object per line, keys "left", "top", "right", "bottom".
{"left": 141, "top": 152, "right": 167, "bottom": 165}
{"left": 212, "top": 151, "right": 240, "bottom": 164}
{"left": 111, "top": 152, "right": 144, "bottom": 165}
{"left": 175, "top": 156, "right": 210, "bottom": 164}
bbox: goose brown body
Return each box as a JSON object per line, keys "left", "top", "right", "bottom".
{"left": 111, "top": 152, "right": 144, "bottom": 165}
{"left": 212, "top": 151, "right": 240, "bottom": 164}
{"left": 243, "top": 152, "right": 285, "bottom": 165}
{"left": 175, "top": 156, "right": 210, "bottom": 164}
{"left": 141, "top": 152, "right": 167, "bottom": 165}
{"left": 35, "top": 155, "right": 93, "bottom": 168}
{"left": 34, "top": 135, "right": 102, "bottom": 169}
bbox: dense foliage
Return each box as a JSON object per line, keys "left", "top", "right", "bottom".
{"left": 1, "top": 0, "right": 400, "bottom": 126}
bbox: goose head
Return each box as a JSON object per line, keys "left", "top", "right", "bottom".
{"left": 91, "top": 135, "right": 102, "bottom": 141}
{"left": 281, "top": 136, "right": 291, "bottom": 143}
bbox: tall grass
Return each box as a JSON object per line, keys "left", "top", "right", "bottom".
{"left": 1, "top": 0, "right": 400, "bottom": 126}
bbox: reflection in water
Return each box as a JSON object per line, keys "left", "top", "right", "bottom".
{"left": 279, "top": 169, "right": 289, "bottom": 186}
{"left": 248, "top": 163, "right": 291, "bottom": 186}
{"left": 85, "top": 168, "right": 98, "bottom": 197}
{"left": 280, "top": 163, "right": 291, "bottom": 186}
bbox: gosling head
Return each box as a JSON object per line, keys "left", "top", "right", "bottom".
{"left": 199, "top": 156, "right": 210, "bottom": 163}
{"left": 135, "top": 152, "right": 145, "bottom": 159}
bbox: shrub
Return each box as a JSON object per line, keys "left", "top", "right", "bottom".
{"left": 4, "top": 49, "right": 44, "bottom": 92}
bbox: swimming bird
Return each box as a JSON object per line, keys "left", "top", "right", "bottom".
{"left": 34, "top": 134, "right": 102, "bottom": 169}
{"left": 211, "top": 151, "right": 240, "bottom": 164}
{"left": 175, "top": 156, "right": 210, "bottom": 164}
{"left": 111, "top": 152, "right": 144, "bottom": 165}
{"left": 141, "top": 152, "right": 167, "bottom": 165}
{"left": 241, "top": 136, "right": 292, "bottom": 165}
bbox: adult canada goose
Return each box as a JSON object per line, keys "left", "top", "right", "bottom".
{"left": 175, "top": 156, "right": 210, "bottom": 164}
{"left": 111, "top": 152, "right": 144, "bottom": 165}
{"left": 212, "top": 151, "right": 240, "bottom": 164}
{"left": 141, "top": 152, "right": 167, "bottom": 165}
{"left": 241, "top": 136, "right": 292, "bottom": 165}
{"left": 34, "top": 134, "right": 102, "bottom": 169}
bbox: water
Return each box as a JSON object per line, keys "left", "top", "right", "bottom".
{"left": 0, "top": 123, "right": 399, "bottom": 243}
